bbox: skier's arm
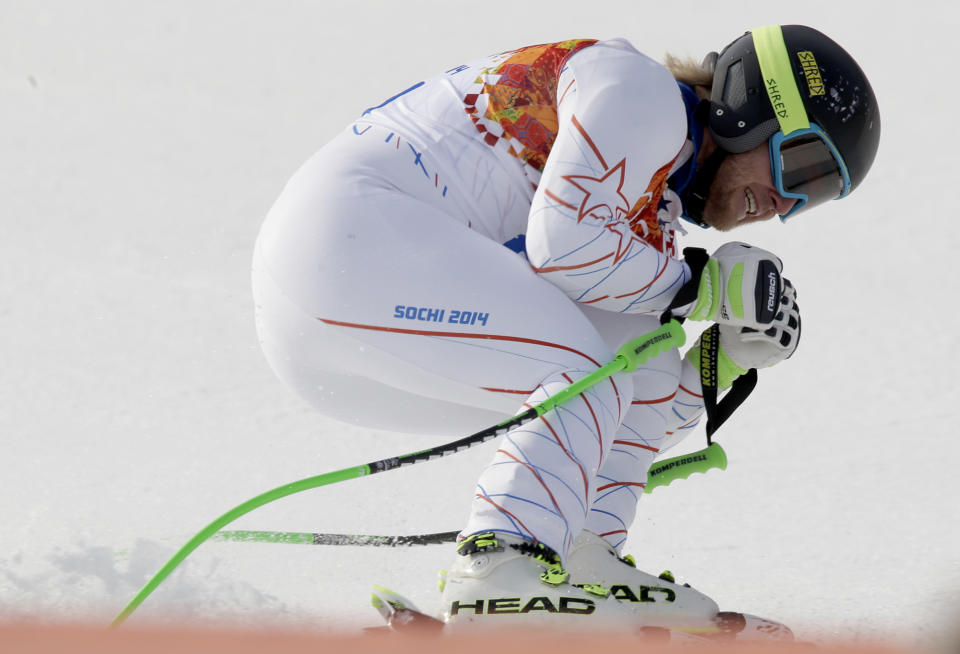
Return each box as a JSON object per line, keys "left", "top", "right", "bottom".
{"left": 525, "top": 40, "right": 690, "bottom": 314}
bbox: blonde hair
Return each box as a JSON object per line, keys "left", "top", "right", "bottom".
{"left": 663, "top": 52, "right": 714, "bottom": 97}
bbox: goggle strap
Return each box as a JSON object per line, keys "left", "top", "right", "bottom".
{"left": 752, "top": 25, "right": 809, "bottom": 135}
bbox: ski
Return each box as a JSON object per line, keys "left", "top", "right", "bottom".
{"left": 369, "top": 584, "right": 793, "bottom": 642}
{"left": 371, "top": 585, "right": 445, "bottom": 633}
{"left": 676, "top": 611, "right": 794, "bottom": 642}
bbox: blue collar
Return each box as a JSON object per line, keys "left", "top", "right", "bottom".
{"left": 668, "top": 83, "right": 703, "bottom": 195}
{"left": 669, "top": 82, "right": 708, "bottom": 227}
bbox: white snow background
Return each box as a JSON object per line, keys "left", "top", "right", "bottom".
{"left": 2, "top": 0, "right": 958, "bottom": 647}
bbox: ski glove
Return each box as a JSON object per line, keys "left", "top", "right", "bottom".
{"left": 687, "top": 280, "right": 801, "bottom": 389}
{"left": 686, "top": 242, "right": 785, "bottom": 330}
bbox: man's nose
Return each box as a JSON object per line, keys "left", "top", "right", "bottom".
{"left": 775, "top": 193, "right": 799, "bottom": 217}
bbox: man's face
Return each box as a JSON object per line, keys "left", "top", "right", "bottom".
{"left": 701, "top": 143, "right": 799, "bottom": 231}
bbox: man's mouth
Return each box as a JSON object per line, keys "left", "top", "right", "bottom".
{"left": 744, "top": 187, "right": 758, "bottom": 216}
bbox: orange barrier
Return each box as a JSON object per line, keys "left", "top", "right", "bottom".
{"left": 0, "top": 622, "right": 914, "bottom": 654}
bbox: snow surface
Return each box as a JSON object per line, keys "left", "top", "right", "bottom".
{"left": 2, "top": 0, "right": 958, "bottom": 647}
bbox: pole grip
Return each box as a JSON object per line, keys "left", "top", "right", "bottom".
{"left": 644, "top": 443, "right": 728, "bottom": 493}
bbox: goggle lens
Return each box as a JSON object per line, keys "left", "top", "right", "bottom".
{"left": 770, "top": 125, "right": 851, "bottom": 221}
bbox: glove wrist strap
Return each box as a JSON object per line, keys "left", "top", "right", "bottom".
{"left": 688, "top": 258, "right": 720, "bottom": 321}
{"left": 663, "top": 247, "right": 711, "bottom": 325}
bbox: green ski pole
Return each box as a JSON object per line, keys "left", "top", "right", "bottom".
{"left": 209, "top": 443, "right": 726, "bottom": 549}
{"left": 111, "top": 320, "right": 685, "bottom": 627}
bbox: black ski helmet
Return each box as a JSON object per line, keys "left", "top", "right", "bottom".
{"left": 707, "top": 24, "right": 880, "bottom": 195}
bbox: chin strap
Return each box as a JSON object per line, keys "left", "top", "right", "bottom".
{"left": 683, "top": 146, "right": 727, "bottom": 226}
{"left": 680, "top": 100, "right": 728, "bottom": 227}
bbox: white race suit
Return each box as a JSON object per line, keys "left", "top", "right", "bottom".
{"left": 253, "top": 38, "right": 709, "bottom": 558}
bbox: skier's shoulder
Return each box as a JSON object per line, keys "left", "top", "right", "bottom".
{"left": 565, "top": 37, "right": 681, "bottom": 97}
{"left": 560, "top": 38, "right": 686, "bottom": 159}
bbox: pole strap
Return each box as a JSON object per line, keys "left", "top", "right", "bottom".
{"left": 699, "top": 323, "right": 758, "bottom": 444}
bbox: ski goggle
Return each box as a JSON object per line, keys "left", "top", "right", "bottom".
{"left": 768, "top": 122, "right": 851, "bottom": 221}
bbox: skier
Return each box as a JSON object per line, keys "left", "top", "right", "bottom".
{"left": 252, "top": 24, "right": 879, "bottom": 631}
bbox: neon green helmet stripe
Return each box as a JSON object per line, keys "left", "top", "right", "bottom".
{"left": 752, "top": 25, "right": 809, "bottom": 135}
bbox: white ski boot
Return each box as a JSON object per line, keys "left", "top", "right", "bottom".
{"left": 438, "top": 531, "right": 718, "bottom": 633}
{"left": 565, "top": 531, "right": 793, "bottom": 641}
{"left": 565, "top": 530, "right": 719, "bottom": 624}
